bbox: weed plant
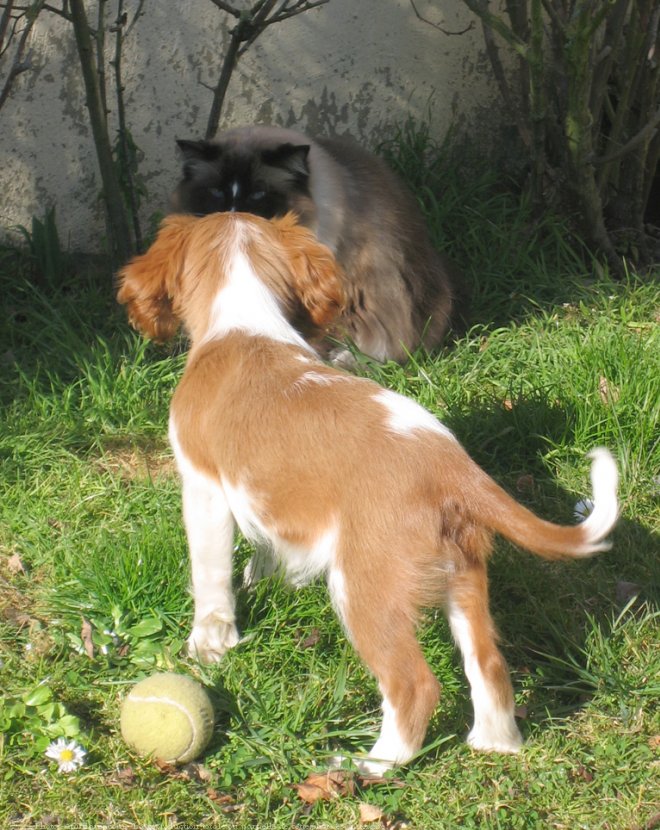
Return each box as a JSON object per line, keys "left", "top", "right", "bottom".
{"left": 0, "top": 128, "right": 658, "bottom": 828}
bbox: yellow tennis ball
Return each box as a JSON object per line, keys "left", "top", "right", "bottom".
{"left": 120, "top": 672, "right": 214, "bottom": 764}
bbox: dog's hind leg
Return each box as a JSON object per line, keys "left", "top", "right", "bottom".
{"left": 446, "top": 566, "right": 522, "bottom": 753}
{"left": 328, "top": 564, "right": 441, "bottom": 775}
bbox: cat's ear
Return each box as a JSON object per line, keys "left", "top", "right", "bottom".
{"left": 261, "top": 143, "right": 310, "bottom": 179}
{"left": 176, "top": 139, "right": 221, "bottom": 179}
{"left": 176, "top": 139, "right": 221, "bottom": 161}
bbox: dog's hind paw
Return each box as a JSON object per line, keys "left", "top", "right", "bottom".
{"left": 467, "top": 721, "right": 523, "bottom": 754}
{"left": 243, "top": 550, "right": 277, "bottom": 588}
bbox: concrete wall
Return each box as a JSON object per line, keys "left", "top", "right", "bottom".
{"left": 0, "top": 0, "right": 496, "bottom": 252}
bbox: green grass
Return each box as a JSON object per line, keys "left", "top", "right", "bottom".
{"left": 1, "top": 135, "right": 658, "bottom": 828}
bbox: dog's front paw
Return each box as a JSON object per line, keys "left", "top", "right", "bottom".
{"left": 187, "top": 615, "right": 239, "bottom": 663}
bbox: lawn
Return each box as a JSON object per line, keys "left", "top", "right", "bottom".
{"left": 1, "top": 131, "right": 658, "bottom": 829}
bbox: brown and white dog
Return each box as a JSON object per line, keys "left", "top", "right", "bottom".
{"left": 117, "top": 212, "right": 618, "bottom": 774}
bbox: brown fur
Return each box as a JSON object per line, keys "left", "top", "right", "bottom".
{"left": 117, "top": 212, "right": 618, "bottom": 770}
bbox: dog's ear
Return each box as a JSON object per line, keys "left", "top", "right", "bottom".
{"left": 117, "top": 215, "right": 197, "bottom": 341}
{"left": 274, "top": 213, "right": 346, "bottom": 328}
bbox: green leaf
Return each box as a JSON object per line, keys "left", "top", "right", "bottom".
{"left": 23, "top": 686, "right": 53, "bottom": 707}
{"left": 56, "top": 714, "right": 82, "bottom": 738}
{"left": 127, "top": 617, "right": 163, "bottom": 638}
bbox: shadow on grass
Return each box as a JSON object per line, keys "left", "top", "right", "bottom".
{"left": 421, "top": 397, "right": 660, "bottom": 754}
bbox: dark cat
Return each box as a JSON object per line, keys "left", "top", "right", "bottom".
{"left": 171, "top": 125, "right": 461, "bottom": 364}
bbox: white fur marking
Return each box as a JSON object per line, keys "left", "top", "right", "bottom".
{"left": 575, "top": 448, "right": 619, "bottom": 554}
{"left": 203, "top": 247, "right": 315, "bottom": 351}
{"left": 222, "top": 476, "right": 338, "bottom": 586}
{"left": 374, "top": 389, "right": 454, "bottom": 440}
{"left": 328, "top": 567, "right": 348, "bottom": 630}
{"left": 448, "top": 602, "right": 522, "bottom": 753}
{"left": 290, "top": 370, "right": 351, "bottom": 395}
{"left": 220, "top": 477, "right": 265, "bottom": 544}
{"left": 360, "top": 695, "right": 416, "bottom": 775}
{"left": 282, "top": 525, "right": 338, "bottom": 587}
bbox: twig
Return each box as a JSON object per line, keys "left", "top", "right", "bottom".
{"left": 0, "top": 1, "right": 15, "bottom": 53}
{"left": 0, "top": 0, "right": 45, "bottom": 111}
{"left": 2, "top": 1, "right": 72, "bottom": 20}
{"left": 203, "top": 0, "right": 330, "bottom": 139}
{"left": 591, "top": 107, "right": 660, "bottom": 166}
{"left": 124, "top": 0, "right": 145, "bottom": 37}
{"left": 112, "top": 0, "right": 142, "bottom": 250}
{"left": 69, "top": 0, "right": 132, "bottom": 264}
{"left": 461, "top": 0, "right": 528, "bottom": 57}
{"left": 409, "top": 0, "right": 474, "bottom": 36}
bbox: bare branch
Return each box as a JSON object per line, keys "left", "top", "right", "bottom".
{"left": 205, "top": 0, "right": 241, "bottom": 17}
{"left": 69, "top": 0, "right": 133, "bottom": 263}
{"left": 539, "top": 0, "right": 565, "bottom": 34}
{"left": 2, "top": 1, "right": 72, "bottom": 20}
{"left": 410, "top": 0, "right": 474, "bottom": 36}
{"left": 461, "top": 0, "right": 528, "bottom": 57}
{"left": 204, "top": 0, "right": 331, "bottom": 137}
{"left": 265, "top": 0, "right": 330, "bottom": 25}
{"left": 591, "top": 107, "right": 660, "bottom": 166}
{"left": 124, "top": 0, "right": 146, "bottom": 37}
{"left": 0, "top": 1, "right": 16, "bottom": 53}
{"left": 0, "top": 0, "right": 45, "bottom": 111}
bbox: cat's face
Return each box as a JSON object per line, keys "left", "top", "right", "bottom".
{"left": 172, "top": 139, "right": 312, "bottom": 220}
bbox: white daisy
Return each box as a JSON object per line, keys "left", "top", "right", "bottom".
{"left": 45, "top": 738, "right": 86, "bottom": 773}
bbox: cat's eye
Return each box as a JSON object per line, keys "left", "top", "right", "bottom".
{"left": 209, "top": 188, "right": 225, "bottom": 202}
{"left": 250, "top": 190, "right": 266, "bottom": 201}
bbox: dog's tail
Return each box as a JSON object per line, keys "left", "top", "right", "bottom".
{"left": 473, "top": 448, "right": 618, "bottom": 559}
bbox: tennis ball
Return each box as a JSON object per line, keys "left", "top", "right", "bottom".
{"left": 120, "top": 672, "right": 214, "bottom": 764}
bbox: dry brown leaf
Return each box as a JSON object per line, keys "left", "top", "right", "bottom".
{"left": 154, "top": 758, "right": 179, "bottom": 775}
{"left": 574, "top": 764, "right": 594, "bottom": 783}
{"left": 6, "top": 553, "right": 27, "bottom": 575}
{"left": 295, "top": 770, "right": 355, "bottom": 803}
{"left": 295, "top": 782, "right": 331, "bottom": 804}
{"left": 109, "top": 765, "right": 137, "bottom": 788}
{"left": 598, "top": 375, "right": 620, "bottom": 405}
{"left": 648, "top": 735, "right": 660, "bottom": 751}
{"left": 206, "top": 789, "right": 234, "bottom": 804}
{"left": 516, "top": 474, "right": 535, "bottom": 494}
{"left": 80, "top": 617, "right": 95, "bottom": 659}
{"left": 300, "top": 628, "right": 321, "bottom": 649}
{"left": 503, "top": 398, "right": 514, "bottom": 411}
{"left": 359, "top": 802, "right": 384, "bottom": 823}
{"left": 206, "top": 789, "right": 241, "bottom": 813}
{"left": 180, "top": 762, "right": 212, "bottom": 782}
